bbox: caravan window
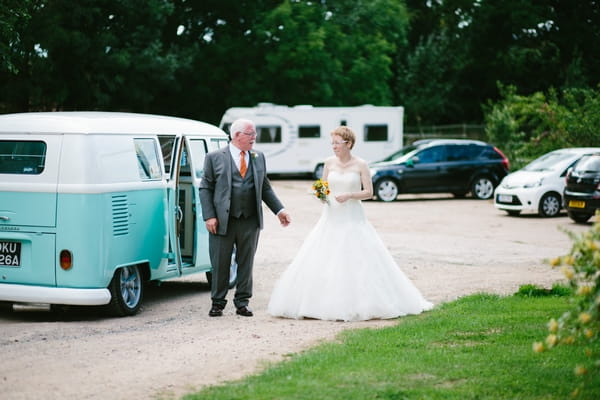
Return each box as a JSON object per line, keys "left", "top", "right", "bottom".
{"left": 0, "top": 140, "right": 46, "bottom": 175}
{"left": 299, "top": 125, "right": 320, "bottom": 138}
{"left": 256, "top": 126, "right": 281, "bottom": 143}
{"left": 364, "top": 124, "right": 388, "bottom": 142}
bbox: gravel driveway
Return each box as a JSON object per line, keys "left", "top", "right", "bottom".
{"left": 0, "top": 179, "right": 591, "bottom": 400}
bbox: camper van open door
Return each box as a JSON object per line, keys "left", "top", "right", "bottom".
{"left": 220, "top": 103, "right": 404, "bottom": 178}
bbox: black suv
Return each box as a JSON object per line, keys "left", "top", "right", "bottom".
{"left": 370, "top": 139, "right": 510, "bottom": 202}
{"left": 563, "top": 153, "right": 600, "bottom": 223}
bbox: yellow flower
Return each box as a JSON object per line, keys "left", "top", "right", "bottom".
{"left": 547, "top": 318, "right": 559, "bottom": 333}
{"left": 564, "top": 256, "right": 575, "bottom": 266}
{"left": 576, "top": 285, "right": 592, "bottom": 296}
{"left": 561, "top": 266, "right": 574, "bottom": 280}
{"left": 563, "top": 336, "right": 575, "bottom": 345}
{"left": 532, "top": 342, "right": 545, "bottom": 353}
{"left": 574, "top": 365, "right": 587, "bottom": 376}
{"left": 584, "top": 329, "right": 594, "bottom": 339}
{"left": 578, "top": 313, "right": 592, "bottom": 324}
{"left": 549, "top": 257, "right": 561, "bottom": 267}
{"left": 545, "top": 334, "right": 558, "bottom": 347}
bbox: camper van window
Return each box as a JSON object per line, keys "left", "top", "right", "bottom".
{"left": 298, "top": 125, "right": 321, "bottom": 138}
{"left": 187, "top": 139, "right": 209, "bottom": 179}
{"left": 364, "top": 124, "right": 388, "bottom": 142}
{"left": 158, "top": 135, "right": 177, "bottom": 176}
{"left": 134, "top": 138, "right": 162, "bottom": 180}
{"left": 210, "top": 137, "right": 229, "bottom": 150}
{"left": 256, "top": 126, "right": 282, "bottom": 143}
{"left": 0, "top": 140, "right": 46, "bottom": 175}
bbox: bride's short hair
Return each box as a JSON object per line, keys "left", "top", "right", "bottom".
{"left": 331, "top": 126, "right": 356, "bottom": 149}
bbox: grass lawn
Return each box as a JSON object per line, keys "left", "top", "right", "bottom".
{"left": 183, "top": 291, "right": 599, "bottom": 400}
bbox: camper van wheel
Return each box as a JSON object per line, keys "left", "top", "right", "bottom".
{"left": 107, "top": 265, "right": 143, "bottom": 316}
{"left": 375, "top": 178, "right": 399, "bottom": 202}
{"left": 205, "top": 251, "right": 238, "bottom": 289}
{"left": 313, "top": 164, "right": 324, "bottom": 179}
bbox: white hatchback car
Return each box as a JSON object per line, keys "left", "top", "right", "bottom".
{"left": 494, "top": 147, "right": 600, "bottom": 217}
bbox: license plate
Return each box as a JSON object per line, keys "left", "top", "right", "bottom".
{"left": 568, "top": 200, "right": 586, "bottom": 209}
{"left": 498, "top": 194, "right": 512, "bottom": 203}
{"left": 0, "top": 241, "right": 21, "bottom": 266}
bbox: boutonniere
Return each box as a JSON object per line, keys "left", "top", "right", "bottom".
{"left": 250, "top": 152, "right": 258, "bottom": 160}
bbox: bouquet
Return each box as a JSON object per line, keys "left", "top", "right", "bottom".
{"left": 312, "top": 179, "right": 330, "bottom": 203}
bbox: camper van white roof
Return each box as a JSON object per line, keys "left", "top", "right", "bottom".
{"left": 0, "top": 112, "right": 226, "bottom": 136}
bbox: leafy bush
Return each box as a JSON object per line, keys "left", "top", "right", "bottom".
{"left": 484, "top": 84, "right": 600, "bottom": 170}
{"left": 533, "top": 211, "right": 600, "bottom": 397}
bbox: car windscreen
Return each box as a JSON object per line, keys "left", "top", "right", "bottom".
{"left": 522, "top": 151, "right": 576, "bottom": 172}
{"left": 573, "top": 155, "right": 600, "bottom": 173}
{"left": 379, "top": 144, "right": 419, "bottom": 162}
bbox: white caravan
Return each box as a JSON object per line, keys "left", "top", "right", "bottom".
{"left": 219, "top": 103, "right": 404, "bottom": 177}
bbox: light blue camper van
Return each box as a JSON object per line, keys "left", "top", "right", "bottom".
{"left": 0, "top": 112, "right": 232, "bottom": 316}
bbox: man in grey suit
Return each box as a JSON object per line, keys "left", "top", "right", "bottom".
{"left": 199, "top": 118, "right": 291, "bottom": 317}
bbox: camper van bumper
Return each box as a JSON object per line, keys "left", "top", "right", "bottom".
{"left": 0, "top": 283, "right": 111, "bottom": 306}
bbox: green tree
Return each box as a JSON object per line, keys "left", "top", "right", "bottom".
{"left": 249, "top": 0, "right": 409, "bottom": 107}
{"left": 400, "top": 0, "right": 600, "bottom": 125}
{"left": 484, "top": 85, "right": 600, "bottom": 169}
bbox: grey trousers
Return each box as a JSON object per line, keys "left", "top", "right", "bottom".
{"left": 208, "top": 215, "right": 260, "bottom": 309}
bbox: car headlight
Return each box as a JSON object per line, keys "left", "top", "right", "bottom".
{"left": 523, "top": 178, "right": 543, "bottom": 188}
{"left": 369, "top": 168, "right": 377, "bottom": 177}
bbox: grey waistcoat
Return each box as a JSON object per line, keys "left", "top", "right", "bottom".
{"left": 230, "top": 155, "right": 257, "bottom": 218}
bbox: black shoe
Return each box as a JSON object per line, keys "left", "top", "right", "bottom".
{"left": 209, "top": 305, "right": 224, "bottom": 317}
{"left": 236, "top": 306, "right": 253, "bottom": 317}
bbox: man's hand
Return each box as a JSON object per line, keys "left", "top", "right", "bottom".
{"left": 277, "top": 210, "right": 291, "bottom": 227}
{"left": 205, "top": 217, "right": 219, "bottom": 234}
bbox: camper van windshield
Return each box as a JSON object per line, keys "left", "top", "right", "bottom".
{"left": 0, "top": 140, "right": 46, "bottom": 175}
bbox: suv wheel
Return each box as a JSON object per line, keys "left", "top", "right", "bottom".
{"left": 375, "top": 178, "right": 399, "bottom": 202}
{"left": 538, "top": 193, "right": 561, "bottom": 217}
{"left": 471, "top": 176, "right": 495, "bottom": 200}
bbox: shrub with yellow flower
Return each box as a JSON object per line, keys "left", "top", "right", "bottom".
{"left": 535, "top": 210, "right": 600, "bottom": 395}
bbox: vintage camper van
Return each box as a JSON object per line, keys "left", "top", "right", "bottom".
{"left": 0, "top": 112, "right": 233, "bottom": 316}
{"left": 220, "top": 103, "right": 404, "bottom": 177}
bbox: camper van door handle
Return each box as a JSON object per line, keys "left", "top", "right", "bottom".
{"left": 176, "top": 206, "right": 183, "bottom": 222}
{"left": 0, "top": 216, "right": 9, "bottom": 221}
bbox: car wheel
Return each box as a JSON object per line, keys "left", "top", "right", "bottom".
{"left": 313, "top": 164, "right": 324, "bottom": 179}
{"left": 107, "top": 265, "right": 143, "bottom": 316}
{"left": 506, "top": 210, "right": 521, "bottom": 216}
{"left": 375, "top": 178, "right": 399, "bottom": 202}
{"left": 538, "top": 193, "right": 561, "bottom": 217}
{"left": 471, "top": 176, "right": 495, "bottom": 200}
{"left": 205, "top": 247, "right": 238, "bottom": 289}
{"left": 567, "top": 211, "right": 592, "bottom": 224}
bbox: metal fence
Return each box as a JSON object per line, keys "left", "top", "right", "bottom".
{"left": 403, "top": 124, "right": 485, "bottom": 145}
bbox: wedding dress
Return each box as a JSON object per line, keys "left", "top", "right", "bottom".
{"left": 268, "top": 170, "right": 433, "bottom": 321}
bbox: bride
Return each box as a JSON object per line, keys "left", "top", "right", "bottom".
{"left": 267, "top": 126, "right": 433, "bottom": 321}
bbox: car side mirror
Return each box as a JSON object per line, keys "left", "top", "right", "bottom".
{"left": 406, "top": 156, "right": 418, "bottom": 167}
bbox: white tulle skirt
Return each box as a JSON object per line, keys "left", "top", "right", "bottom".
{"left": 268, "top": 175, "right": 433, "bottom": 321}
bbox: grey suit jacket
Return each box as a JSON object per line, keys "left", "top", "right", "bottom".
{"left": 199, "top": 146, "right": 284, "bottom": 235}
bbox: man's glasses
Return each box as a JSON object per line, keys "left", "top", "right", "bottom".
{"left": 242, "top": 131, "right": 257, "bottom": 137}
{"left": 331, "top": 140, "right": 348, "bottom": 145}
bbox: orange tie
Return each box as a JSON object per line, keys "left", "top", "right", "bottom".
{"left": 239, "top": 151, "right": 247, "bottom": 178}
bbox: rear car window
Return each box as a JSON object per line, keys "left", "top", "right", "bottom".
{"left": 480, "top": 146, "right": 502, "bottom": 160}
{"left": 0, "top": 140, "right": 47, "bottom": 174}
